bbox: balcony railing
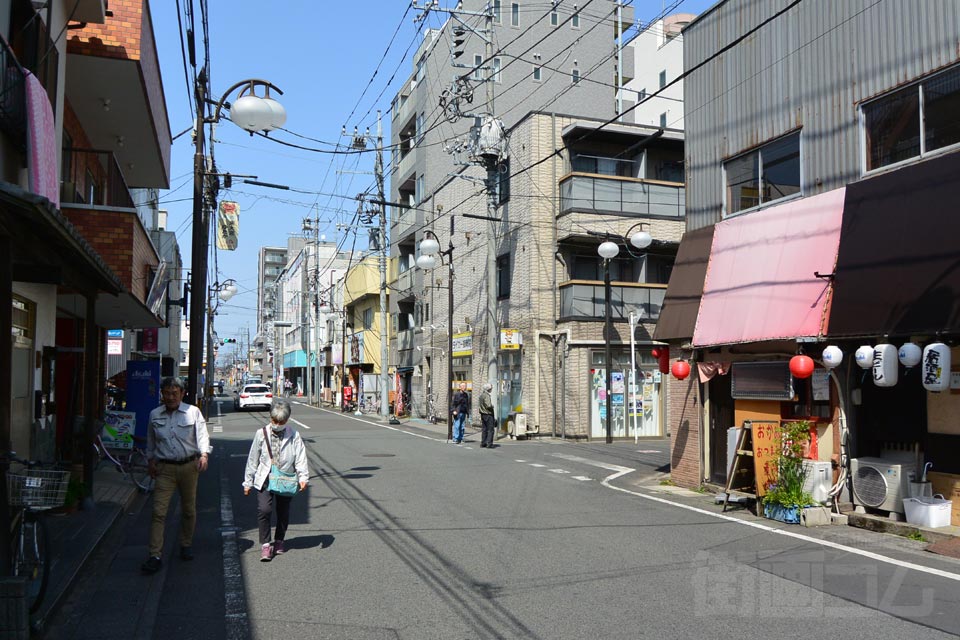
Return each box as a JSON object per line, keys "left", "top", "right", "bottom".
{"left": 559, "top": 280, "right": 666, "bottom": 322}
{"left": 0, "top": 36, "right": 26, "bottom": 151}
{"left": 559, "top": 173, "right": 684, "bottom": 218}
{"left": 61, "top": 149, "right": 134, "bottom": 209}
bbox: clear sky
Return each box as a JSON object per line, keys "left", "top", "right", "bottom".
{"left": 151, "top": 0, "right": 718, "bottom": 359}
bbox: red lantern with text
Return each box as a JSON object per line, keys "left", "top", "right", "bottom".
{"left": 671, "top": 360, "right": 691, "bottom": 381}
{"left": 790, "top": 354, "right": 815, "bottom": 379}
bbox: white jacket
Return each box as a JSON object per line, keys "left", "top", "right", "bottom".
{"left": 242, "top": 425, "right": 310, "bottom": 491}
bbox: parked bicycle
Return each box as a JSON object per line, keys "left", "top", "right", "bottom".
{"left": 359, "top": 394, "right": 381, "bottom": 415}
{"left": 7, "top": 453, "right": 70, "bottom": 613}
{"left": 425, "top": 393, "right": 440, "bottom": 424}
{"left": 93, "top": 430, "right": 153, "bottom": 493}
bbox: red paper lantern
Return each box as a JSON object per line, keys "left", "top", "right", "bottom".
{"left": 671, "top": 360, "right": 691, "bottom": 380}
{"left": 653, "top": 347, "right": 670, "bottom": 374}
{"left": 789, "top": 354, "right": 815, "bottom": 379}
{"left": 651, "top": 348, "right": 660, "bottom": 358}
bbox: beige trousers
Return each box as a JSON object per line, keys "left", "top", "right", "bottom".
{"left": 148, "top": 461, "right": 200, "bottom": 556}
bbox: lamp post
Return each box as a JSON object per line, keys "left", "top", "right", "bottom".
{"left": 204, "top": 279, "right": 238, "bottom": 414}
{"left": 187, "top": 74, "right": 286, "bottom": 406}
{"left": 595, "top": 224, "right": 653, "bottom": 443}
{"left": 416, "top": 217, "right": 455, "bottom": 441}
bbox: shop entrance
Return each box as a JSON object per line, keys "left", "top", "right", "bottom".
{"left": 497, "top": 350, "right": 522, "bottom": 430}
{"left": 590, "top": 350, "right": 663, "bottom": 439}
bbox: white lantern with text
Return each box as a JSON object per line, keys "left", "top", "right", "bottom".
{"left": 922, "top": 343, "right": 951, "bottom": 392}
{"left": 822, "top": 345, "right": 843, "bottom": 369}
{"left": 855, "top": 345, "right": 874, "bottom": 370}
{"left": 872, "top": 344, "right": 898, "bottom": 387}
{"left": 898, "top": 342, "right": 922, "bottom": 368}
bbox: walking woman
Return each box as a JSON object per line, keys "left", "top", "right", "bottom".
{"left": 243, "top": 399, "right": 309, "bottom": 561}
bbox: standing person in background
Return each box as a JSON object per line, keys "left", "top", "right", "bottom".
{"left": 451, "top": 382, "right": 470, "bottom": 444}
{"left": 478, "top": 383, "right": 496, "bottom": 448}
{"left": 243, "top": 398, "right": 309, "bottom": 562}
{"left": 142, "top": 377, "right": 211, "bottom": 574}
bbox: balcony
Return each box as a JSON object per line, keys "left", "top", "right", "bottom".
{"left": 61, "top": 148, "right": 134, "bottom": 209}
{"left": 0, "top": 35, "right": 26, "bottom": 151}
{"left": 559, "top": 280, "right": 667, "bottom": 322}
{"left": 559, "top": 173, "right": 684, "bottom": 218}
{"left": 395, "top": 266, "right": 416, "bottom": 296}
{"left": 394, "top": 205, "right": 419, "bottom": 240}
{"left": 397, "top": 329, "right": 416, "bottom": 351}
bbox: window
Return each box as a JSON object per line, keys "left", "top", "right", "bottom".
{"left": 571, "top": 7, "right": 580, "bottom": 28}
{"left": 415, "top": 174, "right": 425, "bottom": 204}
{"left": 415, "top": 112, "right": 424, "bottom": 143}
{"left": 638, "top": 88, "right": 646, "bottom": 101}
{"left": 511, "top": 2, "right": 519, "bottom": 26}
{"left": 497, "top": 158, "right": 510, "bottom": 204}
{"left": 493, "top": 57, "right": 502, "bottom": 83}
{"left": 572, "top": 255, "right": 633, "bottom": 282}
{"left": 862, "top": 64, "right": 960, "bottom": 171}
{"left": 550, "top": 10, "right": 558, "bottom": 26}
{"left": 724, "top": 131, "right": 801, "bottom": 215}
{"left": 497, "top": 253, "right": 511, "bottom": 298}
{"left": 571, "top": 68, "right": 580, "bottom": 84}
{"left": 659, "top": 69, "right": 667, "bottom": 88}
{"left": 659, "top": 113, "right": 667, "bottom": 128}
{"left": 473, "top": 54, "right": 483, "bottom": 80}
{"left": 533, "top": 65, "right": 541, "bottom": 82}
{"left": 363, "top": 308, "right": 374, "bottom": 330}
{"left": 493, "top": 0, "right": 502, "bottom": 24}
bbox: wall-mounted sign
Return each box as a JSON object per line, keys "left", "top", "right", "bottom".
{"left": 107, "top": 339, "right": 123, "bottom": 355}
{"left": 107, "top": 329, "right": 124, "bottom": 338}
{"left": 347, "top": 332, "right": 365, "bottom": 365}
{"left": 500, "top": 328, "right": 521, "bottom": 350}
{"left": 452, "top": 332, "right": 473, "bottom": 357}
{"left": 141, "top": 328, "right": 158, "bottom": 354}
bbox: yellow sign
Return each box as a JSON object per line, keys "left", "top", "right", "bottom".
{"left": 500, "top": 328, "right": 521, "bottom": 350}
{"left": 452, "top": 332, "right": 473, "bottom": 357}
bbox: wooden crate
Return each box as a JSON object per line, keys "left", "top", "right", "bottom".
{"left": 928, "top": 471, "right": 960, "bottom": 526}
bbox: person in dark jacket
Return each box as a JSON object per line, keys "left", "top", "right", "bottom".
{"left": 478, "top": 383, "right": 496, "bottom": 448}
{"left": 451, "top": 382, "right": 470, "bottom": 444}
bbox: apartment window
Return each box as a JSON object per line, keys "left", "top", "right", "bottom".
{"left": 363, "top": 308, "right": 374, "bottom": 330}
{"left": 533, "top": 66, "right": 542, "bottom": 82}
{"left": 659, "top": 113, "right": 667, "bottom": 128}
{"left": 659, "top": 69, "right": 667, "bottom": 88}
{"left": 638, "top": 88, "right": 646, "bottom": 101}
{"left": 571, "top": 68, "right": 580, "bottom": 84}
{"left": 571, "top": 7, "right": 580, "bottom": 28}
{"left": 497, "top": 253, "right": 511, "bottom": 299}
{"left": 550, "top": 10, "right": 558, "bottom": 26}
{"left": 415, "top": 174, "right": 425, "bottom": 204}
{"left": 415, "top": 112, "right": 424, "bottom": 143}
{"left": 493, "top": 0, "right": 502, "bottom": 24}
{"left": 493, "top": 57, "right": 502, "bottom": 83}
{"left": 473, "top": 54, "right": 483, "bottom": 81}
{"left": 511, "top": 2, "right": 519, "bottom": 26}
{"left": 862, "top": 63, "right": 960, "bottom": 171}
{"left": 724, "top": 131, "right": 801, "bottom": 215}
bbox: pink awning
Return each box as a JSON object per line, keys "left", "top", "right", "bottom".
{"left": 692, "top": 188, "right": 845, "bottom": 347}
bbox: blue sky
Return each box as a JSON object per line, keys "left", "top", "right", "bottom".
{"left": 151, "top": 0, "right": 717, "bottom": 351}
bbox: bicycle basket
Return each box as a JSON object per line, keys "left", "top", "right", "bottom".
{"left": 7, "top": 468, "right": 71, "bottom": 509}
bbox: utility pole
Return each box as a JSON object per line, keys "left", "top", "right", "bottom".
{"left": 482, "top": 5, "right": 501, "bottom": 431}
{"left": 303, "top": 234, "right": 313, "bottom": 406}
{"left": 376, "top": 111, "right": 390, "bottom": 422}
{"left": 187, "top": 68, "right": 210, "bottom": 407}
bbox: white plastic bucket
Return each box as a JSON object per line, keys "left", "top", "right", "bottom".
{"left": 903, "top": 495, "right": 952, "bottom": 528}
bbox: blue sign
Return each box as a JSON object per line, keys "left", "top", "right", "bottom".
{"left": 107, "top": 329, "right": 124, "bottom": 338}
{"left": 125, "top": 360, "right": 161, "bottom": 439}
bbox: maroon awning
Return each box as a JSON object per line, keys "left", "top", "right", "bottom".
{"left": 654, "top": 224, "right": 714, "bottom": 342}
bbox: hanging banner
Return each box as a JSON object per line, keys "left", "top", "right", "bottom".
{"left": 216, "top": 201, "right": 240, "bottom": 250}
{"left": 126, "top": 360, "right": 161, "bottom": 438}
{"left": 141, "top": 328, "right": 159, "bottom": 353}
{"left": 452, "top": 332, "right": 473, "bottom": 357}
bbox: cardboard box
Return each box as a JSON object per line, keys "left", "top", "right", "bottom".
{"left": 928, "top": 471, "right": 960, "bottom": 526}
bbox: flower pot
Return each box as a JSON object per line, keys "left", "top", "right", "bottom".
{"left": 764, "top": 503, "right": 801, "bottom": 524}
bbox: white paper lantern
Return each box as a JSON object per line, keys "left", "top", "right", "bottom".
{"left": 898, "top": 342, "right": 922, "bottom": 368}
{"left": 872, "top": 344, "right": 898, "bottom": 387}
{"left": 855, "top": 345, "right": 874, "bottom": 370}
{"left": 922, "top": 342, "right": 952, "bottom": 392}
{"left": 822, "top": 346, "right": 843, "bottom": 369}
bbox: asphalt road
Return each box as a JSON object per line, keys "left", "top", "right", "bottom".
{"left": 44, "top": 395, "right": 960, "bottom": 639}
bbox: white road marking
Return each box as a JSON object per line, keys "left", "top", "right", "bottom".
{"left": 295, "top": 404, "right": 442, "bottom": 441}
{"left": 548, "top": 453, "right": 634, "bottom": 474}
{"left": 529, "top": 463, "right": 547, "bottom": 468}
{"left": 219, "top": 453, "right": 251, "bottom": 636}
{"left": 599, "top": 469, "right": 960, "bottom": 583}
{"left": 229, "top": 454, "right": 248, "bottom": 458}
{"left": 635, "top": 449, "right": 660, "bottom": 454}
{"left": 572, "top": 476, "right": 592, "bottom": 482}
{"left": 212, "top": 426, "right": 223, "bottom": 433}
{"left": 290, "top": 417, "right": 311, "bottom": 430}
{"left": 515, "top": 459, "right": 527, "bottom": 463}
{"left": 548, "top": 468, "right": 570, "bottom": 474}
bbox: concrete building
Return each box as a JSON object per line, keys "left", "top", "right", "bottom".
{"left": 657, "top": 0, "right": 960, "bottom": 502}
{"left": 389, "top": 0, "right": 637, "bottom": 420}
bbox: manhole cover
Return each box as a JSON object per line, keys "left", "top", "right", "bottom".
{"left": 362, "top": 453, "right": 396, "bottom": 458}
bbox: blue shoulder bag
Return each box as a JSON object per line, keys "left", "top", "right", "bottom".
{"left": 263, "top": 427, "right": 298, "bottom": 497}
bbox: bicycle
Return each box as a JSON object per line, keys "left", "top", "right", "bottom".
{"left": 425, "top": 393, "right": 440, "bottom": 424}
{"left": 7, "top": 453, "right": 71, "bottom": 613}
{"left": 93, "top": 432, "right": 153, "bottom": 492}
{"left": 359, "top": 395, "right": 381, "bottom": 414}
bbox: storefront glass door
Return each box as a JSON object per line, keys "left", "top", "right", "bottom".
{"left": 590, "top": 351, "right": 662, "bottom": 439}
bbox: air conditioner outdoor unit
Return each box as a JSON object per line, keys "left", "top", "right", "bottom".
{"left": 851, "top": 457, "right": 915, "bottom": 513}
{"left": 802, "top": 460, "right": 833, "bottom": 504}
{"left": 514, "top": 413, "right": 527, "bottom": 437}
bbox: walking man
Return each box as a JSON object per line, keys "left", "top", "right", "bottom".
{"left": 142, "top": 376, "right": 212, "bottom": 574}
{"left": 451, "top": 382, "right": 470, "bottom": 444}
{"left": 479, "top": 382, "right": 496, "bottom": 448}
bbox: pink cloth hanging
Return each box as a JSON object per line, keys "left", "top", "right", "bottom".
{"left": 697, "top": 361, "right": 730, "bottom": 383}
{"left": 24, "top": 69, "right": 59, "bottom": 207}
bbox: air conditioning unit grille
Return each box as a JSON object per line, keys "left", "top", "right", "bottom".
{"left": 853, "top": 465, "right": 887, "bottom": 507}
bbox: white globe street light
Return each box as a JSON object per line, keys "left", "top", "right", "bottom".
{"left": 630, "top": 229, "right": 653, "bottom": 249}
{"left": 598, "top": 240, "right": 620, "bottom": 260}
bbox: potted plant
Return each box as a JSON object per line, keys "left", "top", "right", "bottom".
{"left": 762, "top": 420, "right": 816, "bottom": 524}
{"left": 60, "top": 476, "right": 86, "bottom": 513}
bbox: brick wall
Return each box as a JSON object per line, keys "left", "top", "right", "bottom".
{"left": 66, "top": 0, "right": 144, "bottom": 60}
{"left": 667, "top": 375, "right": 702, "bottom": 488}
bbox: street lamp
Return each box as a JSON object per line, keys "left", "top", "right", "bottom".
{"left": 204, "top": 278, "right": 238, "bottom": 411}
{"left": 595, "top": 224, "right": 653, "bottom": 443}
{"left": 187, "top": 72, "right": 286, "bottom": 407}
{"left": 417, "top": 218, "right": 455, "bottom": 441}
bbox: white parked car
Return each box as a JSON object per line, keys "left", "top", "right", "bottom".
{"left": 235, "top": 384, "right": 273, "bottom": 411}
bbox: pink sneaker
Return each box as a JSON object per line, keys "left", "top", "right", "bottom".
{"left": 260, "top": 543, "right": 273, "bottom": 562}
{"left": 274, "top": 540, "right": 286, "bottom": 555}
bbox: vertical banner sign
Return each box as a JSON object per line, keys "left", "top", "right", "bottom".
{"left": 216, "top": 201, "right": 240, "bottom": 250}
{"left": 126, "top": 360, "right": 161, "bottom": 439}
{"left": 141, "top": 327, "right": 159, "bottom": 353}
